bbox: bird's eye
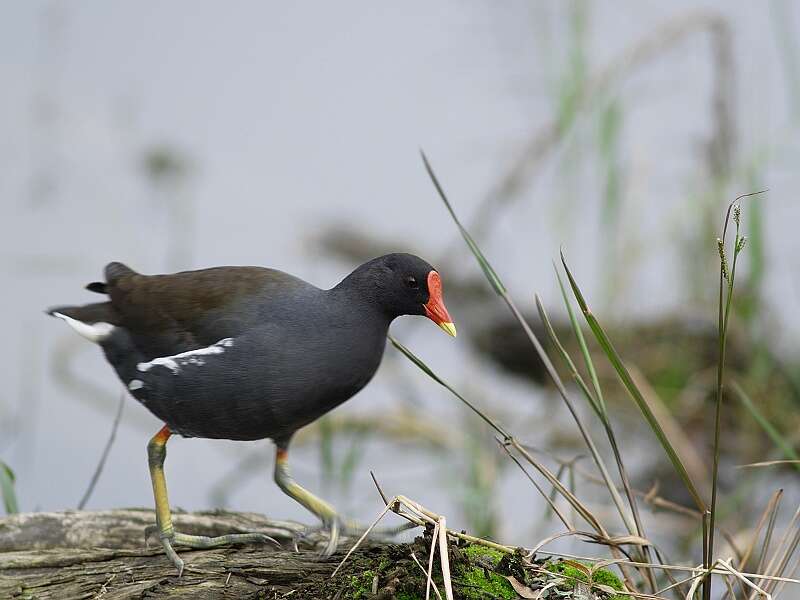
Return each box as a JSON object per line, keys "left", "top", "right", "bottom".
{"left": 405, "top": 276, "right": 419, "bottom": 289}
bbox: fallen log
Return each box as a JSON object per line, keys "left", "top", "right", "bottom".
{"left": 2, "top": 509, "right": 606, "bottom": 599}
{"left": 0, "top": 508, "right": 368, "bottom": 599}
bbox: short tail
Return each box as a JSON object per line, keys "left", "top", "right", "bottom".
{"left": 47, "top": 302, "right": 119, "bottom": 343}
{"left": 47, "top": 261, "right": 136, "bottom": 343}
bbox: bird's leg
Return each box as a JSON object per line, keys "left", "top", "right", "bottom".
{"left": 146, "top": 425, "right": 279, "bottom": 576}
{"left": 273, "top": 445, "right": 341, "bottom": 557}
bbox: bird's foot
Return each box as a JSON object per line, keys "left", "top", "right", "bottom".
{"left": 292, "top": 517, "right": 342, "bottom": 558}
{"left": 320, "top": 517, "right": 340, "bottom": 558}
{"left": 144, "top": 526, "right": 281, "bottom": 576}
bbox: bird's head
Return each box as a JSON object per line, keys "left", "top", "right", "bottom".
{"left": 343, "top": 253, "right": 456, "bottom": 336}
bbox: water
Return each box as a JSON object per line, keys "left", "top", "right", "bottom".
{"left": 2, "top": 1, "right": 800, "bottom": 583}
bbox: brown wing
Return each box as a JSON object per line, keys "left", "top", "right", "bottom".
{"left": 103, "top": 262, "right": 282, "bottom": 358}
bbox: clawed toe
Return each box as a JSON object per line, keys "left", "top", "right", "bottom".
{"left": 144, "top": 526, "right": 281, "bottom": 575}
{"left": 319, "top": 518, "right": 340, "bottom": 558}
{"left": 290, "top": 519, "right": 341, "bottom": 557}
{"left": 161, "top": 536, "right": 185, "bottom": 577}
{"left": 173, "top": 530, "right": 282, "bottom": 550}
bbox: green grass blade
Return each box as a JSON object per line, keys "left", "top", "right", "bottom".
{"left": 318, "top": 416, "right": 335, "bottom": 492}
{"left": 538, "top": 293, "right": 656, "bottom": 553}
{"left": 555, "top": 264, "right": 606, "bottom": 416}
{"left": 0, "top": 460, "right": 18, "bottom": 514}
{"left": 390, "top": 335, "right": 605, "bottom": 534}
{"left": 420, "top": 151, "right": 506, "bottom": 295}
{"left": 535, "top": 294, "right": 602, "bottom": 419}
{"left": 560, "top": 251, "right": 706, "bottom": 513}
{"left": 733, "top": 381, "right": 800, "bottom": 470}
{"left": 388, "top": 334, "right": 508, "bottom": 439}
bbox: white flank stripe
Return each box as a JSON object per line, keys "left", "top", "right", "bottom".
{"left": 53, "top": 312, "right": 115, "bottom": 343}
{"left": 137, "top": 338, "right": 234, "bottom": 375}
{"left": 128, "top": 379, "right": 144, "bottom": 391}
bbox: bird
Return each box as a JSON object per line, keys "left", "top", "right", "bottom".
{"left": 47, "top": 253, "right": 455, "bottom": 574}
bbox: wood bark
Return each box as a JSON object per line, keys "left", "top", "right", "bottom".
{"left": 0, "top": 509, "right": 370, "bottom": 599}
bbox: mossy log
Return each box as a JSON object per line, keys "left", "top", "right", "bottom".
{"left": 0, "top": 509, "right": 526, "bottom": 599}
{"left": 2, "top": 510, "right": 627, "bottom": 599}
{"left": 0, "top": 509, "right": 369, "bottom": 599}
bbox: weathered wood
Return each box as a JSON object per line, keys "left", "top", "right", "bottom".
{"left": 1, "top": 510, "right": 538, "bottom": 599}
{"left": 0, "top": 509, "right": 366, "bottom": 599}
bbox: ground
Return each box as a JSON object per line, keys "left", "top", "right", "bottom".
{"left": 0, "top": 509, "right": 629, "bottom": 599}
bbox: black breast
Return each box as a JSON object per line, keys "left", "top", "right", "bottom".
{"left": 107, "top": 284, "right": 391, "bottom": 442}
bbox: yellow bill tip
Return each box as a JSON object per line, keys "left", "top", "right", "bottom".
{"left": 438, "top": 321, "right": 457, "bottom": 337}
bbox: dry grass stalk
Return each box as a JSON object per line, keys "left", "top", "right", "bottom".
{"left": 437, "top": 516, "right": 454, "bottom": 600}
{"left": 425, "top": 521, "right": 441, "bottom": 600}
{"left": 408, "top": 550, "right": 442, "bottom": 600}
{"left": 724, "top": 490, "right": 784, "bottom": 600}
{"left": 751, "top": 505, "right": 800, "bottom": 599}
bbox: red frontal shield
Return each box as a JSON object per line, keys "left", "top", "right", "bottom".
{"left": 423, "top": 271, "right": 456, "bottom": 337}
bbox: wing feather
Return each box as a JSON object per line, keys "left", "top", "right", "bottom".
{"left": 102, "top": 263, "right": 299, "bottom": 359}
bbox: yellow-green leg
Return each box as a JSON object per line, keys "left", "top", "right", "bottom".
{"left": 273, "top": 445, "right": 342, "bottom": 557}
{"left": 147, "top": 425, "right": 278, "bottom": 575}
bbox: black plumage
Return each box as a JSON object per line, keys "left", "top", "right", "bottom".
{"left": 50, "top": 253, "right": 449, "bottom": 442}
{"left": 48, "top": 252, "right": 455, "bottom": 568}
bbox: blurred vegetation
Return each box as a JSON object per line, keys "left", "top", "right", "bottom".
{"left": 0, "top": 461, "right": 18, "bottom": 515}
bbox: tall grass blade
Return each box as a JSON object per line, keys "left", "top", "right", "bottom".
{"left": 535, "top": 295, "right": 602, "bottom": 419}
{"left": 708, "top": 192, "right": 766, "bottom": 600}
{"left": 388, "top": 335, "right": 602, "bottom": 534}
{"left": 388, "top": 335, "right": 508, "bottom": 439}
{"left": 0, "top": 460, "right": 18, "bottom": 514}
{"left": 539, "top": 292, "right": 656, "bottom": 591}
{"left": 318, "top": 416, "right": 335, "bottom": 492}
{"left": 420, "top": 152, "right": 648, "bottom": 588}
{"left": 421, "top": 151, "right": 632, "bottom": 528}
{"left": 560, "top": 251, "right": 706, "bottom": 513}
{"left": 420, "top": 151, "right": 506, "bottom": 295}
{"left": 555, "top": 265, "right": 606, "bottom": 416}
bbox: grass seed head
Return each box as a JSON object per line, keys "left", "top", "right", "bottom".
{"left": 717, "top": 238, "right": 729, "bottom": 281}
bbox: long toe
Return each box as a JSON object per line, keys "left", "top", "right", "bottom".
{"left": 319, "top": 519, "right": 340, "bottom": 558}
{"left": 173, "top": 531, "right": 282, "bottom": 549}
{"left": 159, "top": 536, "right": 185, "bottom": 577}
{"left": 151, "top": 529, "right": 280, "bottom": 575}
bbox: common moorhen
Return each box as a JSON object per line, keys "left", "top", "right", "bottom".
{"left": 48, "top": 253, "right": 455, "bottom": 573}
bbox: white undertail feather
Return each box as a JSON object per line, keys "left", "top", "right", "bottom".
{"left": 53, "top": 312, "right": 115, "bottom": 343}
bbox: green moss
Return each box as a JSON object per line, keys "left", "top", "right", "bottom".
{"left": 546, "top": 561, "right": 630, "bottom": 600}
{"left": 592, "top": 568, "right": 627, "bottom": 591}
{"left": 453, "top": 545, "right": 516, "bottom": 599}
{"left": 462, "top": 542, "right": 507, "bottom": 566}
{"left": 458, "top": 565, "right": 517, "bottom": 599}
{"left": 340, "top": 543, "right": 516, "bottom": 599}
{"left": 347, "top": 569, "right": 376, "bottom": 599}
{"left": 344, "top": 557, "right": 395, "bottom": 598}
